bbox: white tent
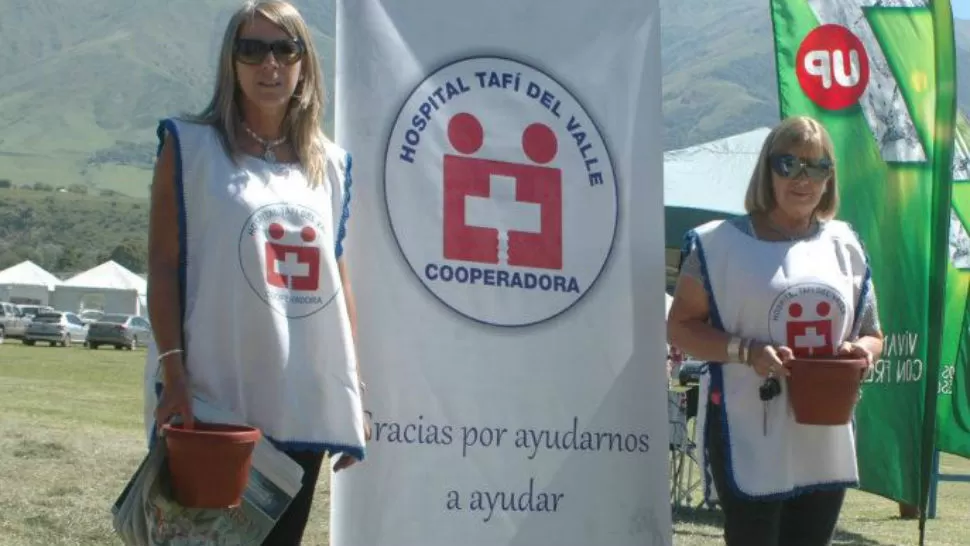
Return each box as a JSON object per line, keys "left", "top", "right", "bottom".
{"left": 50, "top": 260, "right": 148, "bottom": 316}
{"left": 664, "top": 127, "right": 769, "bottom": 217}
{"left": 663, "top": 128, "right": 767, "bottom": 288}
{"left": 0, "top": 260, "right": 61, "bottom": 305}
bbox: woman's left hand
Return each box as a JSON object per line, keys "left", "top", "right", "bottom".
{"left": 838, "top": 341, "right": 873, "bottom": 366}
{"left": 333, "top": 454, "right": 358, "bottom": 472}
{"left": 333, "top": 416, "right": 372, "bottom": 472}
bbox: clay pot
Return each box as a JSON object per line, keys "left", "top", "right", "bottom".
{"left": 784, "top": 357, "right": 868, "bottom": 425}
{"left": 163, "top": 422, "right": 262, "bottom": 509}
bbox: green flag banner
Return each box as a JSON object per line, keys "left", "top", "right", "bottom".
{"left": 939, "top": 110, "right": 970, "bottom": 458}
{"left": 769, "top": 0, "right": 957, "bottom": 512}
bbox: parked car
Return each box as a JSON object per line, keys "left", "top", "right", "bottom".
{"left": 79, "top": 309, "right": 105, "bottom": 325}
{"left": 16, "top": 304, "right": 54, "bottom": 319}
{"left": 86, "top": 314, "right": 152, "bottom": 350}
{"left": 23, "top": 311, "right": 87, "bottom": 347}
{"left": 0, "top": 301, "right": 31, "bottom": 342}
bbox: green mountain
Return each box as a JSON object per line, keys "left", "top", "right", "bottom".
{"left": 0, "top": 0, "right": 334, "bottom": 198}
{"left": 0, "top": 0, "right": 966, "bottom": 199}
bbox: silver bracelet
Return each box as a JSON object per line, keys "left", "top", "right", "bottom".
{"left": 726, "top": 336, "right": 741, "bottom": 363}
{"left": 739, "top": 338, "right": 751, "bottom": 365}
{"left": 157, "top": 348, "right": 184, "bottom": 363}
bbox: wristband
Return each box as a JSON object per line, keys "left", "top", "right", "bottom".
{"left": 157, "top": 348, "right": 184, "bottom": 363}
{"left": 726, "top": 336, "right": 741, "bottom": 363}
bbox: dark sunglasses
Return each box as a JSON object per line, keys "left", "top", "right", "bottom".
{"left": 234, "top": 38, "right": 305, "bottom": 65}
{"left": 769, "top": 153, "right": 832, "bottom": 182}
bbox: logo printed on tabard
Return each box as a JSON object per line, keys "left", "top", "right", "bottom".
{"left": 768, "top": 283, "right": 848, "bottom": 357}
{"left": 238, "top": 203, "right": 339, "bottom": 319}
{"left": 384, "top": 56, "right": 618, "bottom": 327}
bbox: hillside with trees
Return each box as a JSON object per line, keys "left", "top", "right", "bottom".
{"left": 0, "top": 186, "right": 147, "bottom": 274}
{"left": 0, "top": 0, "right": 964, "bottom": 199}
{"left": 0, "top": 1, "right": 966, "bottom": 273}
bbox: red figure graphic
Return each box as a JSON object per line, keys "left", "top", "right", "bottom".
{"left": 265, "top": 222, "right": 320, "bottom": 291}
{"left": 786, "top": 301, "right": 834, "bottom": 357}
{"left": 442, "top": 112, "right": 563, "bottom": 270}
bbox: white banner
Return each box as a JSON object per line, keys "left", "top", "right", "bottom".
{"left": 332, "top": 1, "right": 670, "bottom": 545}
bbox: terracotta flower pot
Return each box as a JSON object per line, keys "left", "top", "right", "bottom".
{"left": 163, "top": 421, "right": 262, "bottom": 509}
{"left": 783, "top": 357, "right": 868, "bottom": 426}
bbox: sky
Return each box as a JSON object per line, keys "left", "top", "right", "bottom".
{"left": 957, "top": 3, "right": 970, "bottom": 21}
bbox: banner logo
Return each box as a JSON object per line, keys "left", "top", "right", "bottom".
{"left": 801, "top": 0, "right": 928, "bottom": 162}
{"left": 239, "top": 203, "right": 339, "bottom": 318}
{"left": 796, "top": 24, "right": 869, "bottom": 111}
{"left": 385, "top": 56, "right": 618, "bottom": 327}
{"left": 443, "top": 113, "right": 563, "bottom": 270}
{"left": 768, "top": 283, "right": 848, "bottom": 357}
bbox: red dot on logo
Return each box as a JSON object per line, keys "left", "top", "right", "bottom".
{"left": 817, "top": 301, "right": 831, "bottom": 317}
{"left": 301, "top": 226, "right": 316, "bottom": 243}
{"left": 789, "top": 303, "right": 803, "bottom": 318}
{"left": 522, "top": 123, "right": 557, "bottom": 164}
{"left": 448, "top": 113, "right": 484, "bottom": 155}
{"left": 795, "top": 24, "right": 870, "bottom": 111}
{"left": 268, "top": 223, "right": 285, "bottom": 240}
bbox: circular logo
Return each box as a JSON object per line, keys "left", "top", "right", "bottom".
{"left": 796, "top": 24, "right": 870, "bottom": 111}
{"left": 384, "top": 56, "right": 618, "bottom": 327}
{"left": 768, "top": 283, "right": 848, "bottom": 357}
{"left": 238, "top": 203, "right": 340, "bottom": 319}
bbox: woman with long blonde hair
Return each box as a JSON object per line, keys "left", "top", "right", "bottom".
{"left": 145, "top": 1, "right": 367, "bottom": 542}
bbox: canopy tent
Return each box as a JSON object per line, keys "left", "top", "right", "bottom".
{"left": 50, "top": 260, "right": 148, "bottom": 316}
{"left": 663, "top": 128, "right": 767, "bottom": 287}
{"left": 664, "top": 126, "right": 768, "bottom": 224}
{"left": 0, "top": 260, "right": 62, "bottom": 305}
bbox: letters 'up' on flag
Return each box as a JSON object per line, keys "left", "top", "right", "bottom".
{"left": 769, "top": 0, "right": 957, "bottom": 521}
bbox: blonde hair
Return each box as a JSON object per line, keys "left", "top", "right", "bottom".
{"left": 744, "top": 116, "right": 839, "bottom": 220}
{"left": 188, "top": 0, "right": 328, "bottom": 186}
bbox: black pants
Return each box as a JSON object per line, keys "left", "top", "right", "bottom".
{"left": 706, "top": 403, "right": 846, "bottom": 546}
{"left": 261, "top": 450, "right": 326, "bottom": 545}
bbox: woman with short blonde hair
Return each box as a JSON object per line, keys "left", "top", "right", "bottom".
{"left": 668, "top": 115, "right": 884, "bottom": 545}
{"left": 744, "top": 116, "right": 840, "bottom": 220}
{"left": 146, "top": 2, "right": 367, "bottom": 543}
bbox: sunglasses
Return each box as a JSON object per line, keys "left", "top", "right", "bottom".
{"left": 769, "top": 153, "right": 832, "bottom": 182}
{"left": 234, "top": 38, "right": 305, "bottom": 65}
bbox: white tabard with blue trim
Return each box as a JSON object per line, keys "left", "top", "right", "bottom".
{"left": 142, "top": 118, "right": 365, "bottom": 461}
{"left": 690, "top": 218, "right": 868, "bottom": 500}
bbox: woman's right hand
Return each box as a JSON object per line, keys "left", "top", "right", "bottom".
{"left": 747, "top": 342, "right": 793, "bottom": 378}
{"left": 155, "top": 357, "right": 194, "bottom": 430}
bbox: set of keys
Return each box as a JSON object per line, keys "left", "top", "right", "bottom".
{"left": 759, "top": 377, "right": 782, "bottom": 436}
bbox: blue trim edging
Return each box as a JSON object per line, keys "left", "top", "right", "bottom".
{"left": 683, "top": 229, "right": 725, "bottom": 504}
{"left": 154, "top": 118, "right": 188, "bottom": 321}
{"left": 265, "top": 436, "right": 366, "bottom": 462}
{"left": 335, "top": 151, "right": 353, "bottom": 259}
{"left": 148, "top": 118, "right": 188, "bottom": 451}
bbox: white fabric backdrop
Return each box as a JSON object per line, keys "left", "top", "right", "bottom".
{"left": 331, "top": 1, "right": 671, "bottom": 544}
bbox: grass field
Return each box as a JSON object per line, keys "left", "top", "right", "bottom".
{"left": 1, "top": 343, "right": 969, "bottom": 545}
